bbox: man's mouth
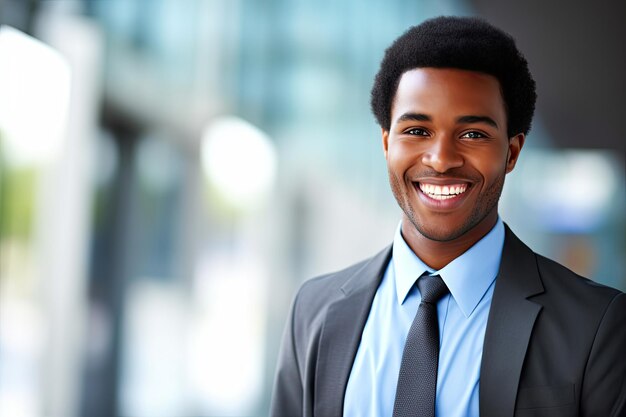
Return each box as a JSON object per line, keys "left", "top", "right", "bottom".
{"left": 417, "top": 182, "right": 469, "bottom": 200}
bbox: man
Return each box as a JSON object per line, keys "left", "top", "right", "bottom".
{"left": 271, "top": 16, "right": 626, "bottom": 417}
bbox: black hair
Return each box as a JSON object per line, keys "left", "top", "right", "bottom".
{"left": 371, "top": 16, "right": 537, "bottom": 137}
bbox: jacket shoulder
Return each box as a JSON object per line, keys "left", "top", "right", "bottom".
{"left": 295, "top": 253, "right": 383, "bottom": 313}
{"left": 535, "top": 252, "right": 623, "bottom": 303}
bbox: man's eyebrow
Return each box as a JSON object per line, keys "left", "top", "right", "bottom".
{"left": 396, "top": 113, "right": 432, "bottom": 123}
{"left": 457, "top": 115, "right": 499, "bottom": 128}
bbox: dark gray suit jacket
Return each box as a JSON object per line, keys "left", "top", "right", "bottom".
{"left": 271, "top": 225, "right": 626, "bottom": 416}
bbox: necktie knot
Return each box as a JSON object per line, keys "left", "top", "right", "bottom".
{"left": 417, "top": 274, "right": 449, "bottom": 304}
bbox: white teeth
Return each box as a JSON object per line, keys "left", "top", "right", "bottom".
{"left": 428, "top": 194, "right": 456, "bottom": 200}
{"left": 419, "top": 183, "right": 467, "bottom": 198}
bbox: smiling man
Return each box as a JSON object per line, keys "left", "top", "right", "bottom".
{"left": 271, "top": 17, "right": 626, "bottom": 417}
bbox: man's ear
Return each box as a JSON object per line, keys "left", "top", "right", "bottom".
{"left": 382, "top": 128, "right": 389, "bottom": 159}
{"left": 506, "top": 133, "right": 525, "bottom": 173}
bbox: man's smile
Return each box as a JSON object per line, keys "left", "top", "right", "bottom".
{"left": 417, "top": 182, "right": 469, "bottom": 200}
{"left": 413, "top": 180, "right": 474, "bottom": 210}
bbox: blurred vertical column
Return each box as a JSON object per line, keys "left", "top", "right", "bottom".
{"left": 32, "top": 6, "right": 103, "bottom": 417}
{"left": 0, "top": 24, "right": 71, "bottom": 417}
{"left": 189, "top": 116, "right": 277, "bottom": 416}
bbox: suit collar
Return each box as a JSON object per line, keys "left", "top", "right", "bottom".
{"left": 315, "top": 245, "right": 392, "bottom": 417}
{"left": 480, "top": 224, "right": 544, "bottom": 417}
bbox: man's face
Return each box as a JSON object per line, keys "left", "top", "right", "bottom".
{"left": 383, "top": 68, "right": 524, "bottom": 243}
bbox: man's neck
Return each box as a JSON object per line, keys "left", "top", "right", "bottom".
{"left": 401, "top": 213, "right": 499, "bottom": 270}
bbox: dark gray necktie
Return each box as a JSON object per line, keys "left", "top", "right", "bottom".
{"left": 392, "top": 274, "right": 449, "bottom": 417}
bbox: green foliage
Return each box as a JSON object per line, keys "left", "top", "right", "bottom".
{"left": 0, "top": 135, "right": 37, "bottom": 240}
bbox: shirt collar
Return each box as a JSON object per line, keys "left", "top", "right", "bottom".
{"left": 393, "top": 218, "right": 505, "bottom": 318}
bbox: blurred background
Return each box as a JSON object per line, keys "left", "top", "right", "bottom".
{"left": 0, "top": 0, "right": 624, "bottom": 416}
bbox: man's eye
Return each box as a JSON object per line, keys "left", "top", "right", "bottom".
{"left": 406, "top": 128, "right": 428, "bottom": 136}
{"left": 461, "top": 131, "right": 485, "bottom": 139}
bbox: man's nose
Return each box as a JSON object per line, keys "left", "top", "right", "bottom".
{"left": 421, "top": 137, "right": 464, "bottom": 173}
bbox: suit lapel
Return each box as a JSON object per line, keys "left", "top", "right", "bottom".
{"left": 480, "top": 225, "right": 544, "bottom": 417}
{"left": 314, "top": 246, "right": 392, "bottom": 417}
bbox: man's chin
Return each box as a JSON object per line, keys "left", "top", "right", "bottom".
{"left": 401, "top": 215, "right": 458, "bottom": 242}
{"left": 414, "top": 224, "right": 468, "bottom": 243}
{"left": 403, "top": 212, "right": 481, "bottom": 243}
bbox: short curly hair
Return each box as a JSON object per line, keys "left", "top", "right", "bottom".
{"left": 371, "top": 16, "right": 537, "bottom": 137}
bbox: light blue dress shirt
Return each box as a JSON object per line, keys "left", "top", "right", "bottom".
{"left": 343, "top": 218, "right": 505, "bottom": 417}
